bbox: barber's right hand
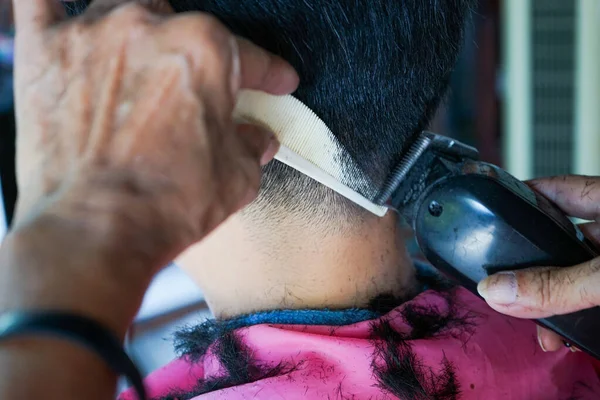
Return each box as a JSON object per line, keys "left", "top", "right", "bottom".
{"left": 477, "top": 175, "right": 600, "bottom": 351}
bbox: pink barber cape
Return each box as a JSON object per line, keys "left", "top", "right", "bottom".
{"left": 121, "top": 288, "right": 600, "bottom": 399}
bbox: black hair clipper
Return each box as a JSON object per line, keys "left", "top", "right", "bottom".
{"left": 374, "top": 131, "right": 600, "bottom": 360}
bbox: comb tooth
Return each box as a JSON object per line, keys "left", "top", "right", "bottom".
{"left": 233, "top": 90, "right": 388, "bottom": 217}
{"left": 276, "top": 146, "right": 387, "bottom": 217}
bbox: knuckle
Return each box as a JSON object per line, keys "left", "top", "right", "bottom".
{"left": 83, "top": 3, "right": 154, "bottom": 36}
{"left": 578, "top": 260, "right": 600, "bottom": 307}
{"left": 194, "top": 13, "right": 221, "bottom": 28}
{"left": 114, "top": 3, "right": 151, "bottom": 21}
{"left": 578, "top": 286, "right": 594, "bottom": 308}
{"left": 536, "top": 269, "right": 555, "bottom": 309}
{"left": 195, "top": 14, "right": 228, "bottom": 37}
{"left": 182, "top": 15, "right": 231, "bottom": 58}
{"left": 588, "top": 257, "right": 600, "bottom": 274}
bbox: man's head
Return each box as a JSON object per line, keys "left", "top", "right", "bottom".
{"left": 172, "top": 0, "right": 474, "bottom": 221}
{"left": 172, "top": 0, "right": 475, "bottom": 317}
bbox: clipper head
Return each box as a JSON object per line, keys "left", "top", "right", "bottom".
{"left": 374, "top": 132, "right": 479, "bottom": 224}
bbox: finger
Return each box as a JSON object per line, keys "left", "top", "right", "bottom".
{"left": 231, "top": 166, "right": 261, "bottom": 212}
{"left": 236, "top": 124, "right": 279, "bottom": 166}
{"left": 236, "top": 37, "right": 299, "bottom": 95}
{"left": 538, "top": 326, "right": 559, "bottom": 352}
{"left": 222, "top": 125, "right": 278, "bottom": 212}
{"left": 578, "top": 222, "right": 600, "bottom": 247}
{"left": 13, "top": 0, "right": 66, "bottom": 33}
{"left": 538, "top": 326, "right": 582, "bottom": 353}
{"left": 162, "top": 13, "right": 238, "bottom": 103}
{"left": 477, "top": 259, "right": 600, "bottom": 318}
{"left": 537, "top": 326, "right": 563, "bottom": 352}
{"left": 157, "top": 16, "right": 298, "bottom": 97}
{"left": 528, "top": 175, "right": 600, "bottom": 221}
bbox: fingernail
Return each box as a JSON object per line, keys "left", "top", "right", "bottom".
{"left": 538, "top": 326, "right": 547, "bottom": 352}
{"left": 260, "top": 135, "right": 279, "bottom": 166}
{"left": 477, "top": 271, "right": 517, "bottom": 305}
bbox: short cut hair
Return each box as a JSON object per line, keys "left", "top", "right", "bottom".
{"left": 172, "top": 0, "right": 475, "bottom": 220}
{"left": 68, "top": 0, "right": 475, "bottom": 221}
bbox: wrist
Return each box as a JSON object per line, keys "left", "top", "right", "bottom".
{"left": 15, "top": 173, "right": 190, "bottom": 272}
{"left": 0, "top": 211, "right": 155, "bottom": 338}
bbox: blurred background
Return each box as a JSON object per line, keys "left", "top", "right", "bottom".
{"left": 1, "top": 0, "right": 599, "bottom": 381}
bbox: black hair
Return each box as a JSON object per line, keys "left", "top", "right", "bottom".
{"left": 160, "top": 329, "right": 301, "bottom": 399}
{"left": 66, "top": 0, "right": 475, "bottom": 216}
{"left": 168, "top": 0, "right": 476, "bottom": 217}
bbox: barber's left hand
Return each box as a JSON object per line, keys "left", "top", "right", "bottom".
{"left": 3, "top": 0, "right": 298, "bottom": 335}
{"left": 477, "top": 175, "right": 600, "bottom": 352}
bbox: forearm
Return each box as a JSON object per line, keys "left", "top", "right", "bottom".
{"left": 0, "top": 214, "right": 154, "bottom": 399}
{"left": 0, "top": 337, "right": 119, "bottom": 400}
{"left": 1, "top": 0, "right": 298, "bottom": 396}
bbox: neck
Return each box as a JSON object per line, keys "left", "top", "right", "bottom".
{"left": 178, "top": 212, "right": 418, "bottom": 320}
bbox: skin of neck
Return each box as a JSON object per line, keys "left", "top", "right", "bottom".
{"left": 177, "top": 209, "right": 418, "bottom": 320}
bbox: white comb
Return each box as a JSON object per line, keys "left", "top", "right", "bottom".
{"left": 233, "top": 90, "right": 388, "bottom": 217}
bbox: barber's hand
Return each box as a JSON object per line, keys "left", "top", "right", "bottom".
{"left": 3, "top": 0, "right": 298, "bottom": 333}
{"left": 13, "top": 0, "right": 298, "bottom": 257}
{"left": 477, "top": 175, "right": 600, "bottom": 352}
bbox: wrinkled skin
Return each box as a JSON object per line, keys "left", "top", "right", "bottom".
{"left": 14, "top": 0, "right": 295, "bottom": 256}
{"left": 479, "top": 175, "right": 600, "bottom": 352}
{"left": 0, "top": 1, "right": 297, "bottom": 398}
{"left": 2, "top": 0, "right": 298, "bottom": 335}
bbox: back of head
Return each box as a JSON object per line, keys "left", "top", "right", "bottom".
{"left": 176, "top": 1, "right": 475, "bottom": 224}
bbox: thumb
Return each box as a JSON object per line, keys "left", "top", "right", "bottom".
{"left": 477, "top": 259, "right": 600, "bottom": 318}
